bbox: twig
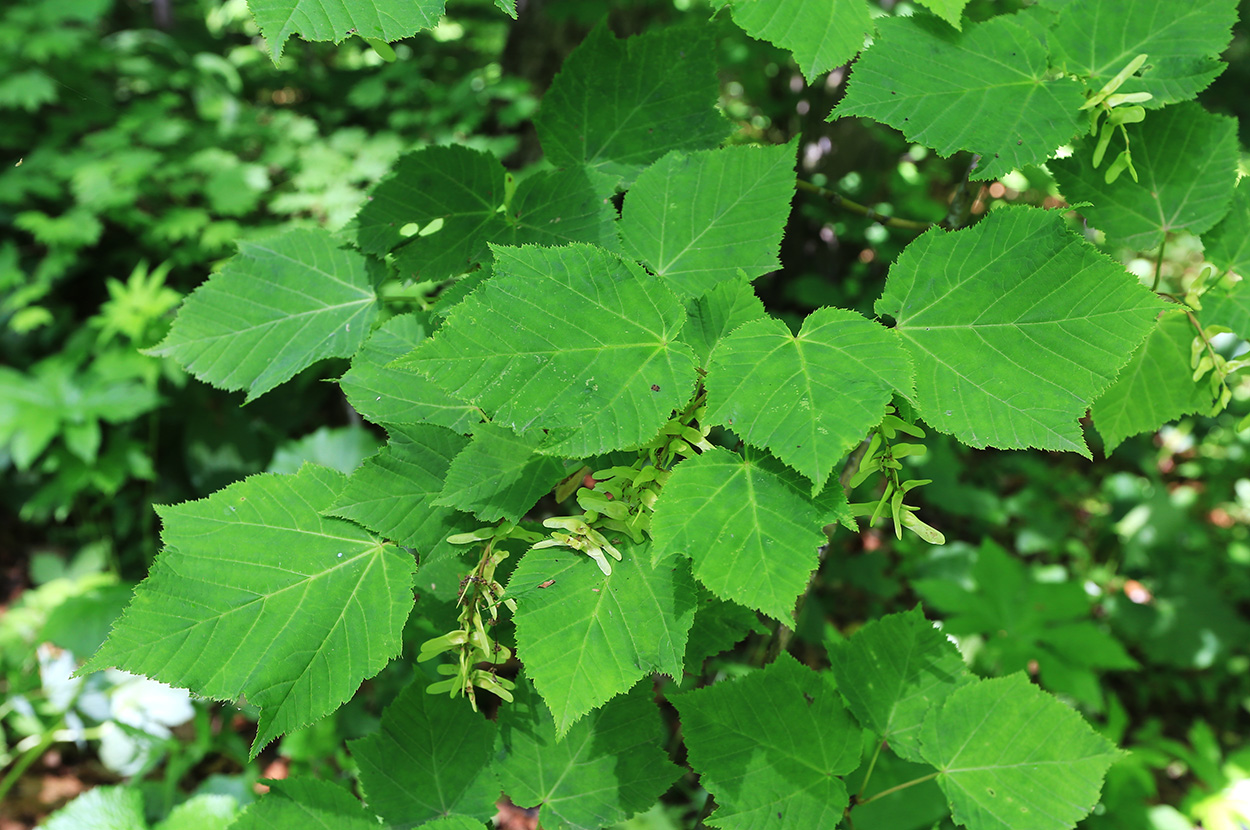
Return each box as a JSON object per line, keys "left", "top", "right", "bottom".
{"left": 796, "top": 180, "right": 933, "bottom": 231}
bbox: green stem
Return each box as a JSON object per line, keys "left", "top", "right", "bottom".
{"left": 0, "top": 730, "right": 59, "bottom": 805}
{"left": 795, "top": 180, "right": 934, "bottom": 231}
{"left": 856, "top": 739, "right": 885, "bottom": 801}
{"left": 857, "top": 771, "right": 941, "bottom": 806}
{"left": 1151, "top": 236, "right": 1167, "bottom": 292}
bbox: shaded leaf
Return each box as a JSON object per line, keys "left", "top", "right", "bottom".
{"left": 247, "top": 0, "right": 444, "bottom": 60}
{"left": 827, "top": 606, "right": 972, "bottom": 763}
{"left": 397, "top": 243, "right": 697, "bottom": 456}
{"left": 536, "top": 24, "right": 731, "bottom": 184}
{"left": 508, "top": 540, "right": 696, "bottom": 737}
{"left": 673, "top": 653, "right": 861, "bottom": 828}
{"left": 1202, "top": 182, "right": 1250, "bottom": 276}
{"left": 494, "top": 680, "right": 682, "bottom": 830}
{"left": 680, "top": 277, "right": 768, "bottom": 369}
{"left": 919, "top": 674, "right": 1123, "bottom": 830}
{"left": 229, "top": 778, "right": 378, "bottom": 829}
{"left": 619, "top": 142, "right": 798, "bottom": 299}
{"left": 729, "top": 0, "right": 873, "bottom": 83}
{"left": 1200, "top": 281, "right": 1250, "bottom": 338}
{"left": 706, "top": 307, "right": 911, "bottom": 494}
{"left": 148, "top": 228, "right": 379, "bottom": 402}
{"left": 834, "top": 14, "right": 1084, "bottom": 181}
{"left": 684, "top": 588, "right": 768, "bottom": 675}
{"left": 1092, "top": 311, "right": 1212, "bottom": 454}
{"left": 650, "top": 447, "right": 828, "bottom": 621}
{"left": 352, "top": 680, "right": 498, "bottom": 826}
{"left": 1051, "top": 103, "right": 1238, "bottom": 250}
{"left": 434, "top": 424, "right": 571, "bottom": 523}
{"left": 82, "top": 465, "right": 413, "bottom": 755}
{"left": 875, "top": 207, "right": 1166, "bottom": 456}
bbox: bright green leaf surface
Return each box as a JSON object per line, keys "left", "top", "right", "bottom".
{"left": 536, "top": 24, "right": 731, "bottom": 183}
{"left": 828, "top": 606, "right": 972, "bottom": 763}
{"left": 650, "top": 447, "right": 827, "bottom": 621}
{"left": 326, "top": 425, "right": 469, "bottom": 554}
{"left": 1202, "top": 183, "right": 1250, "bottom": 276}
{"left": 338, "top": 313, "right": 482, "bottom": 433}
{"left": 147, "top": 228, "right": 379, "bottom": 402}
{"left": 40, "top": 786, "right": 146, "bottom": 830}
{"left": 494, "top": 680, "right": 682, "bottom": 830}
{"left": 673, "top": 653, "right": 861, "bottom": 829}
{"left": 1092, "top": 311, "right": 1212, "bottom": 454}
{"left": 154, "top": 794, "right": 238, "bottom": 830}
{"left": 247, "top": 0, "right": 444, "bottom": 60}
{"left": 729, "top": 0, "right": 872, "bottom": 83}
{"left": 706, "top": 307, "right": 911, "bottom": 494}
{"left": 680, "top": 277, "right": 768, "bottom": 368}
{"left": 82, "top": 465, "right": 413, "bottom": 755}
{"left": 919, "top": 674, "right": 1123, "bottom": 830}
{"left": 352, "top": 680, "right": 498, "bottom": 825}
{"left": 398, "top": 243, "right": 697, "bottom": 456}
{"left": 619, "top": 142, "right": 798, "bottom": 299}
{"left": 914, "top": 0, "right": 968, "bottom": 28}
{"left": 509, "top": 541, "right": 696, "bottom": 737}
{"left": 229, "top": 778, "right": 379, "bottom": 830}
{"left": 434, "top": 424, "right": 571, "bottom": 523}
{"left": 1201, "top": 282, "right": 1250, "bottom": 338}
{"left": 1047, "top": 0, "right": 1237, "bottom": 106}
{"left": 1051, "top": 103, "right": 1238, "bottom": 250}
{"left": 875, "top": 207, "right": 1166, "bottom": 456}
{"left": 834, "top": 14, "right": 1084, "bottom": 181}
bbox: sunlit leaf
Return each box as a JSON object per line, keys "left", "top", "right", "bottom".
{"left": 247, "top": 0, "right": 444, "bottom": 60}
{"left": 729, "top": 0, "right": 873, "bottom": 83}
{"left": 229, "top": 778, "right": 378, "bottom": 829}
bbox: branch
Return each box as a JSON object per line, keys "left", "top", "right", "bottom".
{"left": 796, "top": 180, "right": 934, "bottom": 231}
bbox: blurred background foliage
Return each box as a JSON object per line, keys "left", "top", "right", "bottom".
{"left": 1, "top": 0, "right": 1248, "bottom": 828}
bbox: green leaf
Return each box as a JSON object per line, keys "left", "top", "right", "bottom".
{"left": 1091, "top": 311, "right": 1212, "bottom": 454}
{"left": 147, "top": 228, "right": 380, "bottom": 403}
{"left": 684, "top": 588, "right": 768, "bottom": 674}
{"left": 396, "top": 243, "right": 697, "bottom": 456}
{"left": 40, "top": 786, "right": 146, "bottom": 830}
{"left": 247, "top": 0, "right": 445, "bottom": 60}
{"left": 536, "top": 24, "right": 731, "bottom": 184}
{"left": 1047, "top": 0, "right": 1237, "bottom": 106}
{"left": 619, "top": 142, "right": 798, "bottom": 299}
{"left": 833, "top": 14, "right": 1084, "bottom": 181}
{"left": 434, "top": 423, "right": 571, "bottom": 523}
{"left": 153, "top": 794, "right": 238, "bottom": 830}
{"left": 326, "top": 425, "right": 470, "bottom": 553}
{"left": 338, "top": 313, "right": 482, "bottom": 433}
{"left": 919, "top": 674, "right": 1123, "bottom": 830}
{"left": 229, "top": 778, "right": 379, "bottom": 829}
{"left": 351, "top": 680, "right": 498, "bottom": 825}
{"left": 728, "top": 0, "right": 873, "bottom": 83}
{"left": 673, "top": 653, "right": 861, "bottom": 828}
{"left": 650, "top": 447, "right": 828, "bottom": 621}
{"left": 1200, "top": 281, "right": 1250, "bottom": 338}
{"left": 494, "top": 679, "right": 682, "bottom": 830}
{"left": 827, "top": 606, "right": 972, "bottom": 763}
{"left": 875, "top": 207, "right": 1166, "bottom": 456}
{"left": 680, "top": 277, "right": 768, "bottom": 369}
{"left": 81, "top": 465, "right": 413, "bottom": 756}
{"left": 706, "top": 307, "right": 911, "bottom": 494}
{"left": 1051, "top": 103, "right": 1238, "bottom": 250}
{"left": 508, "top": 540, "right": 696, "bottom": 737}
{"left": 1202, "top": 182, "right": 1250, "bottom": 276}
{"left": 913, "top": 0, "right": 968, "bottom": 29}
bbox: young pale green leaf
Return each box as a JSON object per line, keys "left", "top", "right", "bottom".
{"left": 619, "top": 142, "right": 798, "bottom": 299}
{"left": 919, "top": 674, "right": 1124, "bottom": 830}
{"left": 508, "top": 541, "right": 696, "bottom": 738}
{"left": 247, "top": 0, "right": 444, "bottom": 60}
{"left": 494, "top": 679, "right": 682, "bottom": 830}
{"left": 827, "top": 606, "right": 973, "bottom": 763}
{"left": 650, "top": 447, "right": 829, "bottom": 621}
{"left": 81, "top": 465, "right": 414, "bottom": 756}
{"left": 229, "top": 778, "right": 379, "bottom": 830}
{"left": 40, "top": 786, "right": 146, "bottom": 830}
{"left": 397, "top": 243, "right": 697, "bottom": 456}
{"left": 1202, "top": 183, "right": 1250, "bottom": 276}
{"left": 536, "top": 24, "right": 731, "bottom": 184}
{"left": 728, "top": 0, "right": 873, "bottom": 84}
{"left": 1047, "top": 0, "right": 1237, "bottom": 106}
{"left": 706, "top": 307, "right": 912, "bottom": 495}
{"left": 875, "top": 207, "right": 1166, "bottom": 456}
{"left": 834, "top": 14, "right": 1084, "bottom": 181}
{"left": 338, "top": 313, "right": 482, "bottom": 432}
{"left": 325, "top": 425, "right": 470, "bottom": 554}
{"left": 1051, "top": 103, "right": 1238, "bottom": 250}
{"left": 1092, "top": 311, "right": 1213, "bottom": 454}
{"left": 351, "top": 680, "right": 498, "bottom": 826}
{"left": 434, "top": 424, "right": 571, "bottom": 523}
{"left": 673, "top": 653, "right": 862, "bottom": 828}
{"left": 680, "top": 277, "right": 768, "bottom": 369}
{"left": 147, "top": 228, "right": 379, "bottom": 403}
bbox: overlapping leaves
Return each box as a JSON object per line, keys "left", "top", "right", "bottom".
{"left": 728, "top": 0, "right": 873, "bottom": 84}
